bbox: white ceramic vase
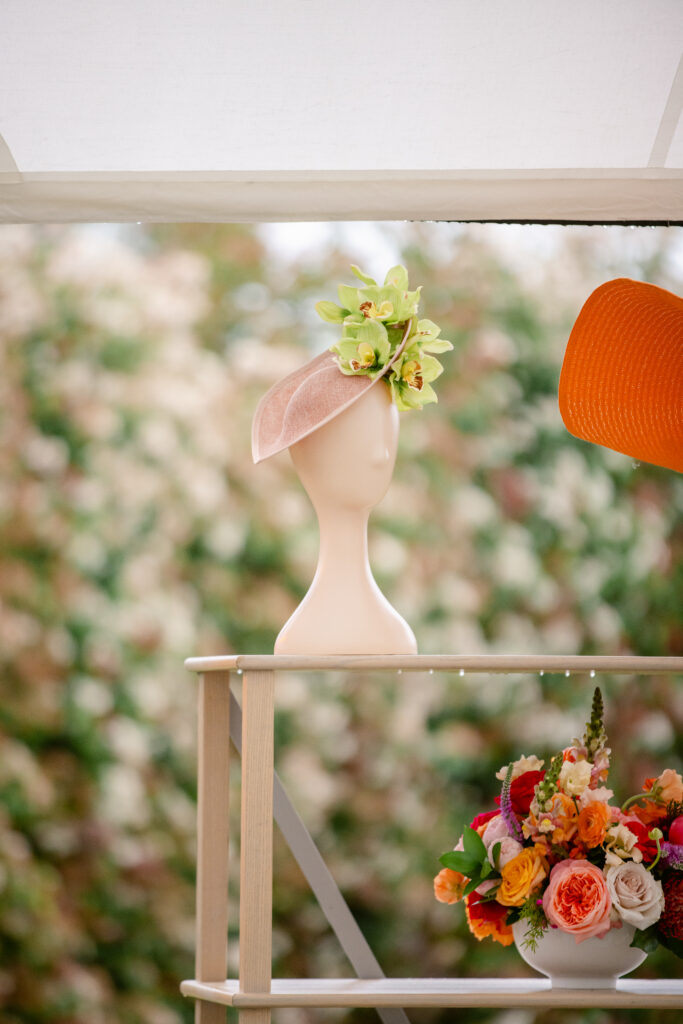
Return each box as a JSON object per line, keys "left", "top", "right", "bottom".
{"left": 512, "top": 920, "right": 647, "bottom": 989}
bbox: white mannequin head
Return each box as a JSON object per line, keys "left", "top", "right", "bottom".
{"left": 275, "top": 375, "right": 416, "bottom": 654}
{"left": 289, "top": 380, "right": 398, "bottom": 514}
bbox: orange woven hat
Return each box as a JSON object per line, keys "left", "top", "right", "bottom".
{"left": 252, "top": 323, "right": 412, "bottom": 463}
{"left": 559, "top": 278, "right": 683, "bottom": 472}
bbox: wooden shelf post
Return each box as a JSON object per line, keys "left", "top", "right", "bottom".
{"left": 239, "top": 670, "right": 275, "bottom": 1024}
{"left": 195, "top": 672, "right": 232, "bottom": 1023}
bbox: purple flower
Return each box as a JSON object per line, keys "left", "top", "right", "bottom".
{"left": 500, "top": 764, "right": 524, "bottom": 842}
{"left": 660, "top": 842, "right": 683, "bottom": 869}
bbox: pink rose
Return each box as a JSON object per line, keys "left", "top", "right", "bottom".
{"left": 542, "top": 859, "right": 612, "bottom": 943}
{"left": 481, "top": 814, "right": 509, "bottom": 851}
{"left": 491, "top": 837, "right": 524, "bottom": 869}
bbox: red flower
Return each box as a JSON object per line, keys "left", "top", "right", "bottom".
{"left": 465, "top": 891, "right": 514, "bottom": 946}
{"left": 659, "top": 873, "right": 683, "bottom": 942}
{"left": 625, "top": 818, "right": 658, "bottom": 863}
{"left": 470, "top": 809, "right": 499, "bottom": 831}
{"left": 495, "top": 770, "right": 545, "bottom": 816}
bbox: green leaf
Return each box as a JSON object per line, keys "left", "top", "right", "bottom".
{"left": 422, "top": 338, "right": 454, "bottom": 354}
{"left": 419, "top": 354, "right": 444, "bottom": 383}
{"left": 463, "top": 877, "right": 481, "bottom": 897}
{"left": 416, "top": 318, "right": 440, "bottom": 341}
{"left": 657, "top": 931, "right": 683, "bottom": 958}
{"left": 491, "top": 841, "right": 502, "bottom": 870}
{"left": 630, "top": 925, "right": 661, "bottom": 955}
{"left": 418, "top": 381, "right": 438, "bottom": 405}
{"left": 394, "top": 383, "right": 424, "bottom": 410}
{"left": 384, "top": 264, "right": 409, "bottom": 290}
{"left": 350, "top": 265, "right": 376, "bottom": 286}
{"left": 439, "top": 850, "right": 479, "bottom": 875}
{"left": 334, "top": 340, "right": 361, "bottom": 362}
{"left": 392, "top": 286, "right": 421, "bottom": 321}
{"left": 462, "top": 827, "right": 487, "bottom": 861}
{"left": 480, "top": 860, "right": 493, "bottom": 879}
{"left": 336, "top": 362, "right": 364, "bottom": 376}
{"left": 338, "top": 284, "right": 361, "bottom": 312}
{"left": 315, "top": 300, "right": 347, "bottom": 323}
{"left": 357, "top": 318, "right": 388, "bottom": 350}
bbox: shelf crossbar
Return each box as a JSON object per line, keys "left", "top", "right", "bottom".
{"left": 186, "top": 654, "right": 683, "bottom": 675}
{"left": 181, "top": 977, "right": 683, "bottom": 1010}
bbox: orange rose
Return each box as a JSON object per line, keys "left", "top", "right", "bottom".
{"left": 465, "top": 891, "right": 514, "bottom": 946}
{"left": 434, "top": 867, "right": 467, "bottom": 904}
{"left": 497, "top": 845, "right": 548, "bottom": 907}
{"left": 577, "top": 801, "right": 610, "bottom": 848}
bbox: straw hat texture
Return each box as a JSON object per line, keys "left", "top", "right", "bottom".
{"left": 252, "top": 324, "right": 411, "bottom": 463}
{"left": 559, "top": 278, "right": 683, "bottom": 472}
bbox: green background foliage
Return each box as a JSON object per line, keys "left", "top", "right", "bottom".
{"left": 0, "top": 222, "right": 681, "bottom": 1024}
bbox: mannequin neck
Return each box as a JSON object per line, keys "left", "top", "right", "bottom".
{"left": 313, "top": 503, "right": 373, "bottom": 593}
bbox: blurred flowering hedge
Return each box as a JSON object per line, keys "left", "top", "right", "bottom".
{"left": 0, "top": 222, "right": 681, "bottom": 1024}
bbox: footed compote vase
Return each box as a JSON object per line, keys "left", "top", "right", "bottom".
{"left": 512, "top": 920, "right": 647, "bottom": 989}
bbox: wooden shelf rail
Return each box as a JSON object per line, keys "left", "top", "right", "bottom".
{"left": 185, "top": 654, "right": 683, "bottom": 675}
{"left": 181, "top": 977, "right": 683, "bottom": 1011}
{"left": 183, "top": 656, "right": 683, "bottom": 1023}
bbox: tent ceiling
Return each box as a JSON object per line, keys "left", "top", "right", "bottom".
{"left": 1, "top": 1, "right": 682, "bottom": 223}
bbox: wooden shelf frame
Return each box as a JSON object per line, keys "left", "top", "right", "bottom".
{"left": 181, "top": 977, "right": 683, "bottom": 1011}
{"left": 183, "top": 656, "right": 683, "bottom": 1023}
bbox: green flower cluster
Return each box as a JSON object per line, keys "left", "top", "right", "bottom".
{"left": 315, "top": 264, "right": 453, "bottom": 410}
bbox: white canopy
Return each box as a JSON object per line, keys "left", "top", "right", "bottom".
{"left": 1, "top": 1, "right": 682, "bottom": 223}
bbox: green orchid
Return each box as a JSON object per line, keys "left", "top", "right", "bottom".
{"left": 314, "top": 265, "right": 453, "bottom": 410}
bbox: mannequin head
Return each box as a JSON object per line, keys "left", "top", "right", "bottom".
{"left": 289, "top": 380, "right": 398, "bottom": 513}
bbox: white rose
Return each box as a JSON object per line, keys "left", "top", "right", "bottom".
{"left": 579, "top": 785, "right": 613, "bottom": 808}
{"left": 489, "top": 836, "right": 523, "bottom": 869}
{"left": 559, "top": 759, "right": 592, "bottom": 797}
{"left": 606, "top": 862, "right": 665, "bottom": 929}
{"left": 496, "top": 755, "right": 544, "bottom": 782}
{"left": 605, "top": 823, "right": 643, "bottom": 866}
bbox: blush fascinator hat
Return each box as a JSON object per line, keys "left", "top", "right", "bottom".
{"left": 559, "top": 278, "right": 683, "bottom": 472}
{"left": 251, "top": 264, "right": 453, "bottom": 463}
{"left": 251, "top": 324, "right": 412, "bottom": 464}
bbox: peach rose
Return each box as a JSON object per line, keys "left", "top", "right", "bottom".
{"left": 577, "top": 801, "right": 610, "bottom": 848}
{"left": 653, "top": 769, "right": 683, "bottom": 803}
{"left": 542, "top": 859, "right": 612, "bottom": 942}
{"left": 434, "top": 867, "right": 467, "bottom": 904}
{"left": 497, "top": 845, "right": 548, "bottom": 907}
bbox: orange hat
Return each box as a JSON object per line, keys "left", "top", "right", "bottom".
{"left": 559, "top": 278, "right": 683, "bottom": 472}
{"left": 252, "top": 323, "right": 412, "bottom": 464}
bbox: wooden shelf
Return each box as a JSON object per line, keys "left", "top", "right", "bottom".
{"left": 185, "top": 657, "right": 683, "bottom": 1020}
{"left": 185, "top": 653, "right": 683, "bottom": 675}
{"left": 181, "top": 977, "right": 683, "bottom": 1010}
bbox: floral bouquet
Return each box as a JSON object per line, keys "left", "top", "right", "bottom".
{"left": 435, "top": 689, "right": 683, "bottom": 956}
{"left": 315, "top": 264, "right": 453, "bottom": 411}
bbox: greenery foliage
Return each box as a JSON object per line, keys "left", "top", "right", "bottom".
{"left": 0, "top": 221, "right": 681, "bottom": 1024}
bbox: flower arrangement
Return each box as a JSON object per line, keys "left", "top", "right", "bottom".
{"left": 315, "top": 264, "right": 453, "bottom": 410}
{"left": 435, "top": 688, "right": 683, "bottom": 957}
